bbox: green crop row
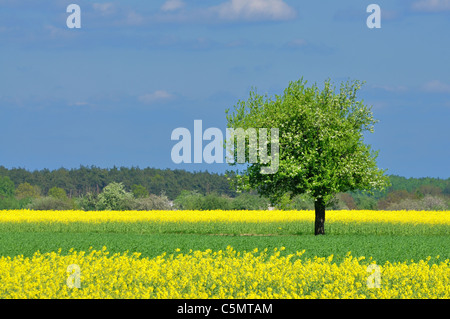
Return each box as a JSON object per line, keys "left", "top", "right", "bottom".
{"left": 0, "top": 232, "right": 448, "bottom": 265}
{"left": 0, "top": 220, "right": 448, "bottom": 236}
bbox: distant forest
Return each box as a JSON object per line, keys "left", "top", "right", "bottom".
{"left": 0, "top": 166, "right": 235, "bottom": 200}
{"left": 0, "top": 165, "right": 449, "bottom": 210}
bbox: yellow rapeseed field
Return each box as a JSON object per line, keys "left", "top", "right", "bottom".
{"left": 1, "top": 209, "right": 449, "bottom": 225}
{"left": 0, "top": 247, "right": 448, "bottom": 299}
{"left": 0, "top": 209, "right": 449, "bottom": 299}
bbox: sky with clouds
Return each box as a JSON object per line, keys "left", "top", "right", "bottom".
{"left": 0, "top": 0, "right": 449, "bottom": 178}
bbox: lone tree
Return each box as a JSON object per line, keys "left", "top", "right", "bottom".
{"left": 226, "top": 78, "right": 390, "bottom": 235}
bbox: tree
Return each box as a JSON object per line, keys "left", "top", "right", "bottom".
{"left": 27, "top": 197, "right": 75, "bottom": 210}
{"left": 174, "top": 190, "right": 204, "bottom": 210}
{"left": 0, "top": 176, "right": 15, "bottom": 198}
{"left": 131, "top": 184, "right": 149, "bottom": 198}
{"left": 377, "top": 190, "right": 415, "bottom": 210}
{"left": 338, "top": 193, "right": 357, "bottom": 210}
{"left": 200, "top": 193, "right": 232, "bottom": 210}
{"left": 96, "top": 182, "right": 133, "bottom": 211}
{"left": 131, "top": 194, "right": 172, "bottom": 210}
{"left": 226, "top": 78, "right": 390, "bottom": 235}
{"left": 15, "top": 183, "right": 41, "bottom": 200}
{"left": 75, "top": 192, "right": 98, "bottom": 211}
{"left": 48, "top": 187, "right": 68, "bottom": 200}
{"left": 231, "top": 193, "right": 270, "bottom": 210}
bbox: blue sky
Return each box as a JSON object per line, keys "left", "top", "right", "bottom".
{"left": 0, "top": 0, "right": 449, "bottom": 178}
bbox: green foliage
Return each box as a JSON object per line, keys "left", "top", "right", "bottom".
{"left": 0, "top": 197, "right": 23, "bottom": 210}
{"left": 200, "top": 193, "right": 232, "bottom": 210}
{"left": 273, "top": 193, "right": 294, "bottom": 210}
{"left": 174, "top": 191, "right": 269, "bottom": 210}
{"left": 272, "top": 193, "right": 315, "bottom": 210}
{"left": 416, "top": 185, "right": 443, "bottom": 197}
{"left": 272, "top": 192, "right": 352, "bottom": 210}
{"left": 95, "top": 182, "right": 134, "bottom": 211}
{"left": 48, "top": 187, "right": 68, "bottom": 200}
{"left": 290, "top": 194, "right": 315, "bottom": 210}
{"left": 174, "top": 191, "right": 204, "bottom": 210}
{"left": 174, "top": 191, "right": 233, "bottom": 210}
{"left": 386, "top": 175, "right": 449, "bottom": 195}
{"left": 0, "top": 176, "right": 15, "bottom": 198}
{"left": 131, "top": 184, "right": 149, "bottom": 198}
{"left": 226, "top": 78, "right": 390, "bottom": 205}
{"left": 75, "top": 192, "right": 98, "bottom": 211}
{"left": 230, "top": 193, "right": 270, "bottom": 210}
{"left": 15, "top": 183, "right": 41, "bottom": 200}
{"left": 0, "top": 165, "right": 447, "bottom": 211}
{"left": 353, "top": 193, "right": 378, "bottom": 210}
{"left": 27, "top": 197, "right": 75, "bottom": 210}
{"left": 0, "top": 165, "right": 235, "bottom": 200}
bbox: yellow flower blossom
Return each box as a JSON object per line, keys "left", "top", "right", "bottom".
{"left": 0, "top": 209, "right": 448, "bottom": 225}
{"left": 0, "top": 247, "right": 448, "bottom": 299}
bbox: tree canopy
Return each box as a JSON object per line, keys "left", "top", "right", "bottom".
{"left": 226, "top": 78, "right": 390, "bottom": 234}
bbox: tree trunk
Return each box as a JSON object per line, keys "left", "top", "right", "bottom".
{"left": 314, "top": 197, "right": 326, "bottom": 235}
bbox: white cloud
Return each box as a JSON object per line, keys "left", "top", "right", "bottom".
{"left": 138, "top": 90, "right": 174, "bottom": 104}
{"left": 124, "top": 10, "right": 145, "bottom": 26}
{"left": 91, "top": 3, "right": 146, "bottom": 26}
{"left": 210, "top": 0, "right": 296, "bottom": 21}
{"left": 92, "top": 3, "right": 116, "bottom": 16}
{"left": 161, "top": 0, "right": 186, "bottom": 12}
{"left": 285, "top": 38, "right": 308, "bottom": 48}
{"left": 422, "top": 80, "right": 450, "bottom": 93}
{"left": 412, "top": 0, "right": 450, "bottom": 12}
{"left": 44, "top": 25, "right": 76, "bottom": 40}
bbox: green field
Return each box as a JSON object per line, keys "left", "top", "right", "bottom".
{"left": 1, "top": 220, "right": 449, "bottom": 264}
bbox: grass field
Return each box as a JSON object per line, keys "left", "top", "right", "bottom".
{"left": 0, "top": 209, "right": 449, "bottom": 298}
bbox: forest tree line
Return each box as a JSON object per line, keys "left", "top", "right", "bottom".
{"left": 0, "top": 166, "right": 234, "bottom": 200}
{"left": 0, "top": 166, "right": 449, "bottom": 211}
